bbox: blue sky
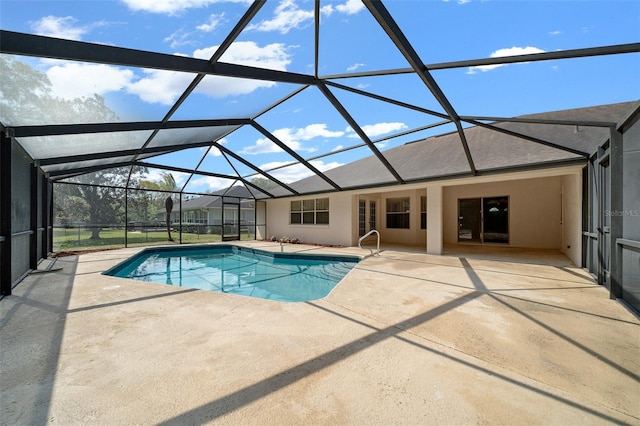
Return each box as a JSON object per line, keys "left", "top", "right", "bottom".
{"left": 1, "top": 0, "right": 639, "bottom": 193}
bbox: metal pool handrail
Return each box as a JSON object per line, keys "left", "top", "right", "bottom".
{"left": 358, "top": 229, "right": 380, "bottom": 256}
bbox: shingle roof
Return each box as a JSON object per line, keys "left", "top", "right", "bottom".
{"left": 271, "top": 101, "right": 636, "bottom": 196}
{"left": 157, "top": 186, "right": 254, "bottom": 213}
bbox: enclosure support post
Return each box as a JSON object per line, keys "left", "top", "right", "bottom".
{"left": 30, "top": 164, "right": 38, "bottom": 269}
{"left": 609, "top": 126, "right": 623, "bottom": 299}
{"left": 124, "top": 187, "right": 128, "bottom": 248}
{"left": 1, "top": 133, "right": 13, "bottom": 295}
{"left": 41, "top": 174, "right": 50, "bottom": 258}
{"left": 179, "top": 193, "right": 183, "bottom": 244}
{"left": 48, "top": 179, "right": 53, "bottom": 254}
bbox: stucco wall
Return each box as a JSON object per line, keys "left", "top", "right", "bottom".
{"left": 265, "top": 192, "right": 353, "bottom": 246}
{"left": 256, "top": 201, "right": 267, "bottom": 240}
{"left": 264, "top": 169, "right": 582, "bottom": 253}
{"left": 377, "top": 189, "right": 427, "bottom": 247}
{"left": 443, "top": 177, "right": 564, "bottom": 249}
{"left": 561, "top": 173, "right": 582, "bottom": 265}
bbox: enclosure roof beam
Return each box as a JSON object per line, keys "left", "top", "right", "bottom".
{"left": 251, "top": 121, "right": 342, "bottom": 191}
{"left": 129, "top": 1, "right": 266, "bottom": 171}
{"left": 428, "top": 42, "right": 640, "bottom": 70}
{"left": 464, "top": 119, "right": 590, "bottom": 157}
{"left": 363, "top": 0, "right": 476, "bottom": 176}
{"left": 460, "top": 116, "right": 617, "bottom": 128}
{"left": 136, "top": 161, "right": 274, "bottom": 198}
{"left": 10, "top": 119, "right": 251, "bottom": 138}
{"left": 324, "top": 80, "right": 450, "bottom": 120}
{"left": 38, "top": 138, "right": 237, "bottom": 166}
{"left": 213, "top": 142, "right": 299, "bottom": 195}
{"left": 48, "top": 161, "right": 134, "bottom": 179}
{"left": 320, "top": 42, "right": 640, "bottom": 79}
{"left": 316, "top": 82, "right": 405, "bottom": 184}
{"left": 0, "top": 30, "right": 316, "bottom": 85}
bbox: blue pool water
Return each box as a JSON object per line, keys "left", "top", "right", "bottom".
{"left": 103, "top": 245, "right": 360, "bottom": 302}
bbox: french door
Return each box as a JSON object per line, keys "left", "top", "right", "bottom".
{"left": 358, "top": 199, "right": 377, "bottom": 237}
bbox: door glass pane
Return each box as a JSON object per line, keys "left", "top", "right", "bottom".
{"left": 483, "top": 197, "right": 509, "bottom": 243}
{"left": 359, "top": 200, "right": 366, "bottom": 236}
{"left": 369, "top": 201, "right": 376, "bottom": 231}
{"left": 458, "top": 198, "right": 481, "bottom": 242}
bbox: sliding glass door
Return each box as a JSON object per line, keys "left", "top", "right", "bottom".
{"left": 458, "top": 197, "right": 509, "bottom": 244}
{"left": 458, "top": 198, "right": 481, "bottom": 242}
{"left": 483, "top": 197, "right": 509, "bottom": 243}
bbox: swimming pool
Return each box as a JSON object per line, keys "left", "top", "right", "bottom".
{"left": 103, "top": 245, "right": 360, "bottom": 302}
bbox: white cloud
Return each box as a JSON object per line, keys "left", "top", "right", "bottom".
{"left": 197, "top": 13, "right": 226, "bottom": 32}
{"left": 127, "top": 69, "right": 194, "bottom": 105}
{"left": 119, "top": 0, "right": 250, "bottom": 15}
{"left": 466, "top": 46, "right": 546, "bottom": 74}
{"left": 164, "top": 29, "right": 195, "bottom": 49}
{"left": 240, "top": 138, "right": 284, "bottom": 155}
{"left": 347, "top": 63, "right": 366, "bottom": 72}
{"left": 44, "top": 41, "right": 292, "bottom": 105}
{"left": 46, "top": 63, "right": 134, "bottom": 99}
{"left": 549, "top": 30, "right": 562, "bottom": 36}
{"left": 346, "top": 122, "right": 408, "bottom": 139}
{"left": 189, "top": 175, "right": 235, "bottom": 191}
{"left": 290, "top": 123, "right": 345, "bottom": 140}
{"left": 258, "top": 160, "right": 343, "bottom": 183}
{"left": 247, "top": 0, "right": 363, "bottom": 34}
{"left": 192, "top": 41, "right": 291, "bottom": 99}
{"left": 197, "top": 41, "right": 290, "bottom": 70}
{"left": 335, "top": 0, "right": 365, "bottom": 14}
{"left": 30, "top": 16, "right": 90, "bottom": 40}
{"left": 206, "top": 138, "right": 227, "bottom": 156}
{"left": 246, "top": 0, "right": 314, "bottom": 34}
{"left": 240, "top": 124, "right": 343, "bottom": 155}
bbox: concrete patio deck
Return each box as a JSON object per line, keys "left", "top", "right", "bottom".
{"left": 1, "top": 242, "right": 639, "bottom": 425}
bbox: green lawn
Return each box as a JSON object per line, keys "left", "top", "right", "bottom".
{"left": 53, "top": 228, "right": 224, "bottom": 252}
{"left": 53, "top": 228, "right": 254, "bottom": 252}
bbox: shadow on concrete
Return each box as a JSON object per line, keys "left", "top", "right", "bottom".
{"left": 155, "top": 257, "right": 630, "bottom": 425}
{"left": 0, "top": 256, "right": 199, "bottom": 425}
{"left": 0, "top": 257, "right": 77, "bottom": 425}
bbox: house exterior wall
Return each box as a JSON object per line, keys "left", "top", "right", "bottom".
{"left": 256, "top": 201, "right": 267, "bottom": 240}
{"left": 426, "top": 185, "right": 443, "bottom": 254}
{"left": 444, "top": 177, "right": 564, "bottom": 249}
{"left": 376, "top": 189, "right": 427, "bottom": 247}
{"left": 443, "top": 177, "right": 563, "bottom": 249}
{"left": 264, "top": 167, "right": 583, "bottom": 259}
{"left": 561, "top": 172, "right": 583, "bottom": 266}
{"left": 265, "top": 192, "right": 353, "bottom": 246}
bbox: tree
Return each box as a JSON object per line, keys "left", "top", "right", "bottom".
{"left": 0, "top": 56, "right": 118, "bottom": 126}
{"left": 55, "top": 166, "right": 146, "bottom": 239}
{"left": 137, "top": 171, "right": 179, "bottom": 221}
{"left": 250, "top": 176, "right": 281, "bottom": 192}
{"left": 1, "top": 56, "right": 148, "bottom": 240}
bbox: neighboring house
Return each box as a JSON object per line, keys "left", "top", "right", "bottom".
{"left": 157, "top": 186, "right": 255, "bottom": 232}
{"left": 257, "top": 101, "right": 639, "bottom": 272}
